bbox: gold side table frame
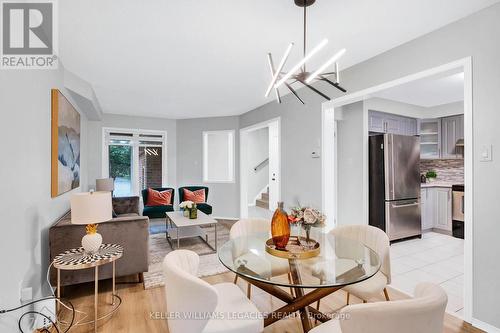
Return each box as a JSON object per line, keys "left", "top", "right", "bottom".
{"left": 53, "top": 244, "right": 123, "bottom": 332}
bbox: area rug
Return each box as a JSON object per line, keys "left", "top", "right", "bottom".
{"left": 143, "top": 221, "right": 231, "bottom": 290}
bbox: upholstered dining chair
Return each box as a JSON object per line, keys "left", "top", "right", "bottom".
{"left": 230, "top": 218, "right": 294, "bottom": 299}
{"left": 310, "top": 283, "right": 448, "bottom": 333}
{"left": 329, "top": 225, "right": 391, "bottom": 305}
{"left": 163, "top": 250, "right": 263, "bottom": 333}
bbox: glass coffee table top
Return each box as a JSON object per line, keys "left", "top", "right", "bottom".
{"left": 218, "top": 232, "right": 381, "bottom": 288}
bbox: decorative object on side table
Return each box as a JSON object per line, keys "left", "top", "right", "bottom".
{"left": 70, "top": 191, "right": 112, "bottom": 254}
{"left": 179, "top": 200, "right": 197, "bottom": 219}
{"left": 426, "top": 170, "right": 437, "bottom": 182}
{"left": 271, "top": 201, "right": 290, "bottom": 249}
{"left": 289, "top": 205, "right": 326, "bottom": 249}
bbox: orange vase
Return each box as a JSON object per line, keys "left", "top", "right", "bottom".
{"left": 271, "top": 202, "right": 290, "bottom": 249}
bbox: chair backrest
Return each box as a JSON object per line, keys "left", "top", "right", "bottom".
{"left": 329, "top": 225, "right": 391, "bottom": 283}
{"left": 178, "top": 186, "right": 209, "bottom": 203}
{"left": 162, "top": 250, "right": 218, "bottom": 333}
{"left": 339, "top": 283, "right": 447, "bottom": 333}
{"left": 230, "top": 218, "right": 271, "bottom": 240}
{"left": 142, "top": 187, "right": 175, "bottom": 206}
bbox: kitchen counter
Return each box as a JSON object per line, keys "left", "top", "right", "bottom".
{"left": 420, "top": 181, "right": 455, "bottom": 188}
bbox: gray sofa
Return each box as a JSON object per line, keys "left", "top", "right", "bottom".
{"left": 49, "top": 196, "right": 149, "bottom": 287}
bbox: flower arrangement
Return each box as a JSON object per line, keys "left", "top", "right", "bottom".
{"left": 179, "top": 200, "right": 195, "bottom": 209}
{"left": 288, "top": 205, "right": 326, "bottom": 249}
{"left": 180, "top": 200, "right": 197, "bottom": 219}
{"left": 288, "top": 206, "right": 326, "bottom": 228}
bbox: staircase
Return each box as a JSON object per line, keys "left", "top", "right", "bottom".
{"left": 255, "top": 187, "right": 269, "bottom": 209}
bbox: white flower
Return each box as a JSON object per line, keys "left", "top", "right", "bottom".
{"left": 303, "top": 208, "right": 317, "bottom": 224}
{"left": 180, "top": 201, "right": 194, "bottom": 209}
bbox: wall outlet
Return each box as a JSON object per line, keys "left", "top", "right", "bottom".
{"left": 33, "top": 298, "right": 56, "bottom": 330}
{"left": 20, "top": 287, "right": 32, "bottom": 302}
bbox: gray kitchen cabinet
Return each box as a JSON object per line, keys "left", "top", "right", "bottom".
{"left": 420, "top": 188, "right": 434, "bottom": 230}
{"left": 368, "top": 112, "right": 386, "bottom": 133}
{"left": 441, "top": 115, "right": 464, "bottom": 159}
{"left": 418, "top": 119, "right": 441, "bottom": 159}
{"left": 368, "top": 111, "right": 417, "bottom": 136}
{"left": 420, "top": 187, "right": 452, "bottom": 232}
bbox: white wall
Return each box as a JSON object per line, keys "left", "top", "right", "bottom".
{"left": 425, "top": 101, "right": 464, "bottom": 118}
{"left": 245, "top": 128, "right": 269, "bottom": 205}
{"left": 336, "top": 102, "right": 366, "bottom": 226}
{"left": 365, "top": 97, "right": 463, "bottom": 119}
{"left": 177, "top": 116, "right": 240, "bottom": 218}
{"left": 0, "top": 64, "right": 89, "bottom": 330}
{"left": 86, "top": 113, "right": 178, "bottom": 193}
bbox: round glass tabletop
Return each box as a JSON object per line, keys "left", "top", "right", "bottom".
{"left": 218, "top": 232, "right": 381, "bottom": 288}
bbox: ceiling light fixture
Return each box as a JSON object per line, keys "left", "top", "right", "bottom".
{"left": 266, "top": 0, "right": 347, "bottom": 104}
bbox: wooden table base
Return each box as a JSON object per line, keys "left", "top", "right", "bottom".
{"left": 237, "top": 260, "right": 342, "bottom": 332}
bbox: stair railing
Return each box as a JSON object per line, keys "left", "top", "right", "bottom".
{"left": 253, "top": 158, "right": 269, "bottom": 172}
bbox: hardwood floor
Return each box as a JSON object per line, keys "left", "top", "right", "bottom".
{"left": 56, "top": 272, "right": 483, "bottom": 333}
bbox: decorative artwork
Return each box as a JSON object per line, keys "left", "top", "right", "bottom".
{"left": 51, "top": 89, "right": 80, "bottom": 197}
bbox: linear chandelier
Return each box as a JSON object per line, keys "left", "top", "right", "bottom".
{"left": 265, "top": 0, "right": 347, "bottom": 104}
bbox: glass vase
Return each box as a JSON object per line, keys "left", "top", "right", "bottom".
{"left": 301, "top": 224, "right": 315, "bottom": 250}
{"left": 189, "top": 204, "right": 197, "bottom": 219}
{"left": 271, "top": 202, "right": 290, "bottom": 249}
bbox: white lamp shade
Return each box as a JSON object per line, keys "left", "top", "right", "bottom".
{"left": 71, "top": 192, "right": 112, "bottom": 225}
{"left": 96, "top": 178, "right": 115, "bottom": 192}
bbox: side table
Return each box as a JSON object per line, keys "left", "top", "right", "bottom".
{"left": 53, "top": 244, "right": 123, "bottom": 332}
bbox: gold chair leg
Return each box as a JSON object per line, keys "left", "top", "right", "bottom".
{"left": 383, "top": 288, "right": 390, "bottom": 301}
{"left": 233, "top": 274, "right": 238, "bottom": 284}
{"left": 346, "top": 292, "right": 350, "bottom": 305}
{"left": 247, "top": 282, "right": 252, "bottom": 299}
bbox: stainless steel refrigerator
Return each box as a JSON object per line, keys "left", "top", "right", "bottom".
{"left": 369, "top": 134, "right": 421, "bottom": 241}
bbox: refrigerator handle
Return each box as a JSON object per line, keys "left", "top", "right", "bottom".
{"left": 391, "top": 202, "right": 419, "bottom": 208}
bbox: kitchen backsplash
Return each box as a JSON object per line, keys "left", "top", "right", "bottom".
{"left": 420, "top": 159, "right": 464, "bottom": 183}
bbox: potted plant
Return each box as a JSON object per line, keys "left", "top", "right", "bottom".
{"left": 425, "top": 170, "right": 437, "bottom": 182}
{"left": 289, "top": 206, "right": 326, "bottom": 249}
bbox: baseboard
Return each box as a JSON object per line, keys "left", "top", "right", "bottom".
{"left": 472, "top": 318, "right": 500, "bottom": 333}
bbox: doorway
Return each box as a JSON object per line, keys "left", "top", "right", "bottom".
{"left": 240, "top": 117, "right": 281, "bottom": 219}
{"left": 322, "top": 58, "right": 473, "bottom": 321}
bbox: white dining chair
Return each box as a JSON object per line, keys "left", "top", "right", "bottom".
{"left": 310, "top": 282, "right": 448, "bottom": 333}
{"left": 163, "top": 249, "right": 263, "bottom": 333}
{"left": 329, "top": 225, "right": 391, "bottom": 304}
{"left": 230, "top": 218, "right": 294, "bottom": 298}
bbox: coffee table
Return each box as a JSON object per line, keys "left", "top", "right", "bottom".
{"left": 166, "top": 211, "right": 218, "bottom": 253}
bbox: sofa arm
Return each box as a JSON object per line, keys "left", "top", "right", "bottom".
{"left": 113, "top": 196, "right": 140, "bottom": 215}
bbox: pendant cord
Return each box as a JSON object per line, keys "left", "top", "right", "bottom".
{"left": 303, "top": 2, "right": 307, "bottom": 73}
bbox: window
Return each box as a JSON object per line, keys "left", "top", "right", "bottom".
{"left": 103, "top": 128, "right": 167, "bottom": 196}
{"left": 203, "top": 130, "right": 235, "bottom": 183}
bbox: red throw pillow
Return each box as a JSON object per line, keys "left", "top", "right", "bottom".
{"left": 146, "top": 188, "right": 172, "bottom": 206}
{"left": 183, "top": 188, "right": 206, "bottom": 203}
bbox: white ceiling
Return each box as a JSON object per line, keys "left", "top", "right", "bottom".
{"left": 59, "top": 0, "right": 498, "bottom": 119}
{"left": 373, "top": 71, "right": 465, "bottom": 107}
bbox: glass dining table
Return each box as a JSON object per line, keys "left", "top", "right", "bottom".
{"left": 218, "top": 231, "right": 381, "bottom": 332}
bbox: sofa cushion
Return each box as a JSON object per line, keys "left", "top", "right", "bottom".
{"left": 143, "top": 205, "right": 174, "bottom": 218}
{"left": 146, "top": 188, "right": 173, "bottom": 206}
{"left": 183, "top": 188, "right": 206, "bottom": 203}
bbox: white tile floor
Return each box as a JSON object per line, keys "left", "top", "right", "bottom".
{"left": 389, "top": 232, "right": 464, "bottom": 317}
{"left": 248, "top": 205, "right": 273, "bottom": 219}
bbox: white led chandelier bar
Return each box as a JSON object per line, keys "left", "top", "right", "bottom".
{"left": 265, "top": 0, "right": 348, "bottom": 104}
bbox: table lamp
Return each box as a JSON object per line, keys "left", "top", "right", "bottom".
{"left": 96, "top": 178, "right": 115, "bottom": 195}
{"left": 71, "top": 191, "right": 112, "bottom": 254}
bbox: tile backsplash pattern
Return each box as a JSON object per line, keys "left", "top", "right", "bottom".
{"left": 420, "top": 159, "right": 464, "bottom": 183}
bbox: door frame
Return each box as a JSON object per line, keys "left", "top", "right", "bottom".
{"left": 321, "top": 57, "right": 473, "bottom": 322}
{"left": 239, "top": 117, "right": 281, "bottom": 218}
